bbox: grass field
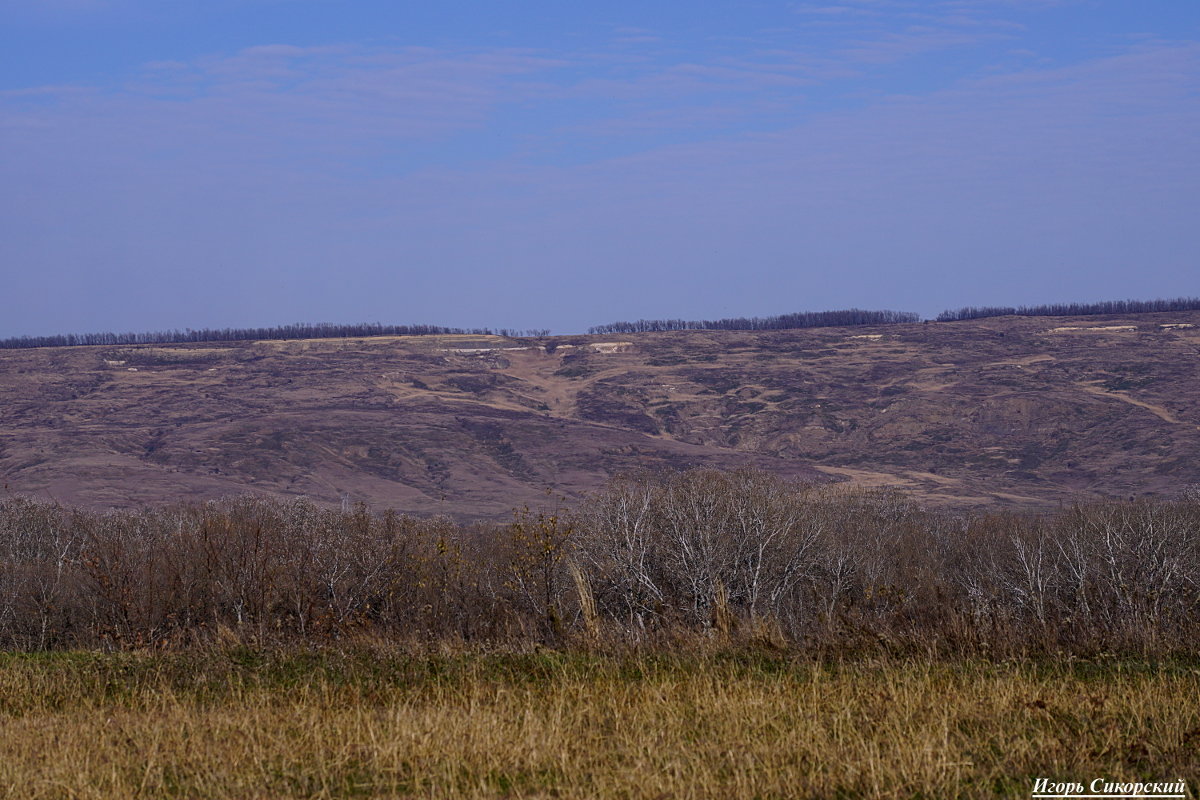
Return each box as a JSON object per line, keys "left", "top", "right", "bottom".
{"left": 1, "top": 646, "right": 1196, "bottom": 799}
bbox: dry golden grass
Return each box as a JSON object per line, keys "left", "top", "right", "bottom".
{"left": 0, "top": 648, "right": 1197, "bottom": 799}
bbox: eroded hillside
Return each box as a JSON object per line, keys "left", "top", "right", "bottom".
{"left": 2, "top": 312, "right": 1198, "bottom": 515}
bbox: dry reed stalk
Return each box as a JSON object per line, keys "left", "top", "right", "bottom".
{"left": 713, "top": 579, "right": 733, "bottom": 638}
{"left": 569, "top": 559, "right": 600, "bottom": 646}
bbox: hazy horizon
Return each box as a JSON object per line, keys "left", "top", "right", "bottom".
{"left": 3, "top": 1, "right": 1198, "bottom": 337}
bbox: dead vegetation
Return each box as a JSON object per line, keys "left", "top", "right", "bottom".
{"left": 1, "top": 647, "right": 1197, "bottom": 799}
{"left": 2, "top": 473, "right": 1198, "bottom": 798}
{"left": 5, "top": 311, "right": 1200, "bottom": 513}
{"left": 1, "top": 470, "right": 1198, "bottom": 656}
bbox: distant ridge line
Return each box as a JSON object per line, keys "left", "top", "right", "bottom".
{"left": 2, "top": 310, "right": 922, "bottom": 350}
{"left": 587, "top": 309, "right": 920, "bottom": 334}
{"left": 4, "top": 297, "right": 1198, "bottom": 350}
{"left": 936, "top": 297, "right": 1200, "bottom": 322}
{"left": 0, "top": 322, "right": 507, "bottom": 351}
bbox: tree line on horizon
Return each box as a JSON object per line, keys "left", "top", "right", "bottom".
{"left": 0, "top": 322, "right": 504, "bottom": 350}
{"left": 0, "top": 310, "right": 920, "bottom": 351}
{"left": 587, "top": 308, "right": 920, "bottom": 335}
{"left": 4, "top": 296, "right": 1197, "bottom": 351}
{"left": 936, "top": 296, "right": 1200, "bottom": 322}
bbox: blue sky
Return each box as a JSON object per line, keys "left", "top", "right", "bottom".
{"left": 2, "top": 1, "right": 1198, "bottom": 336}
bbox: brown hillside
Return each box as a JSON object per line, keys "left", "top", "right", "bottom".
{"left": 2, "top": 312, "right": 1198, "bottom": 516}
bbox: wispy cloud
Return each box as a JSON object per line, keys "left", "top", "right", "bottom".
{"left": 1, "top": 8, "right": 1197, "bottom": 334}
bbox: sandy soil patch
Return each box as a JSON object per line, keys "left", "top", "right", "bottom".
{"left": 1048, "top": 325, "right": 1137, "bottom": 333}
{"left": 1077, "top": 382, "right": 1197, "bottom": 429}
{"left": 589, "top": 341, "right": 634, "bottom": 353}
{"left": 442, "top": 346, "right": 534, "bottom": 355}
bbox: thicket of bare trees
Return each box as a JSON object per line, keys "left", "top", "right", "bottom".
{"left": 587, "top": 309, "right": 920, "bottom": 335}
{"left": 935, "top": 297, "right": 1200, "bottom": 322}
{"left": 1, "top": 471, "right": 1197, "bottom": 654}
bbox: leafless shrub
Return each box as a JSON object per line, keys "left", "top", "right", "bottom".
{"left": 0, "top": 498, "right": 82, "bottom": 649}
{"left": 574, "top": 470, "right": 823, "bottom": 631}
{"left": 0, "top": 473, "right": 1196, "bottom": 655}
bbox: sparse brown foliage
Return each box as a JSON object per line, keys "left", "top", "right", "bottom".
{"left": 1, "top": 470, "right": 1198, "bottom": 654}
